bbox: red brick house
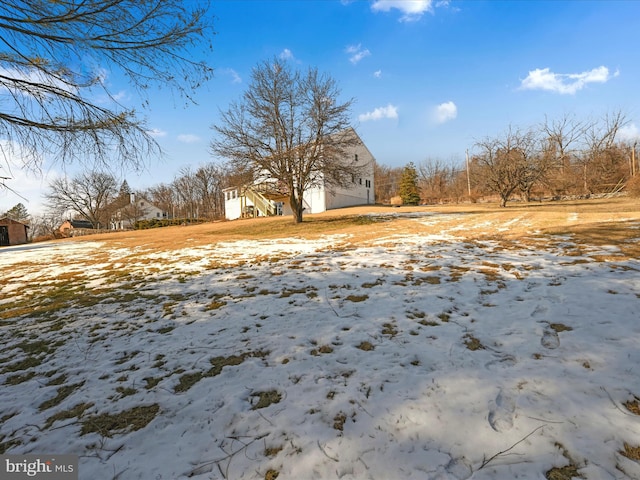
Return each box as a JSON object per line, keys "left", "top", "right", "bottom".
{"left": 0, "top": 217, "right": 29, "bottom": 246}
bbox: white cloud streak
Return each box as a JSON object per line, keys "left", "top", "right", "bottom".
{"left": 520, "top": 66, "right": 617, "bottom": 95}
{"left": 221, "top": 68, "right": 242, "bottom": 84}
{"left": 346, "top": 44, "right": 371, "bottom": 64}
{"left": 147, "top": 128, "right": 167, "bottom": 138}
{"left": 279, "top": 48, "right": 294, "bottom": 60}
{"left": 358, "top": 104, "right": 398, "bottom": 122}
{"left": 177, "top": 134, "right": 200, "bottom": 144}
{"left": 433, "top": 101, "right": 457, "bottom": 124}
{"left": 371, "top": 0, "right": 433, "bottom": 21}
{"left": 619, "top": 124, "right": 640, "bottom": 143}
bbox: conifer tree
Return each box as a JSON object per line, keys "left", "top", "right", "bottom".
{"left": 399, "top": 162, "right": 421, "bottom": 205}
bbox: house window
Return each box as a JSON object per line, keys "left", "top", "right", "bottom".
{"left": 355, "top": 154, "right": 358, "bottom": 162}
{"left": 359, "top": 178, "right": 362, "bottom": 185}
{"left": 156, "top": 213, "right": 160, "bottom": 218}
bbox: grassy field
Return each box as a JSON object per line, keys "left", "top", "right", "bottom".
{"left": 1, "top": 196, "right": 639, "bottom": 479}
{"left": 66, "top": 196, "right": 640, "bottom": 256}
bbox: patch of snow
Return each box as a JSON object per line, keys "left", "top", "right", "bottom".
{"left": 0, "top": 230, "right": 638, "bottom": 479}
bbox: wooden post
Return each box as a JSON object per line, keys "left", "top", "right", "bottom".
{"left": 465, "top": 149, "right": 472, "bottom": 198}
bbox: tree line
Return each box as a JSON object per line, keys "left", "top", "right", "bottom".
{"left": 375, "top": 111, "right": 639, "bottom": 207}
{"left": 1, "top": 2, "right": 637, "bottom": 231}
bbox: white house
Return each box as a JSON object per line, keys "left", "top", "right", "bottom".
{"left": 111, "top": 194, "right": 168, "bottom": 229}
{"left": 223, "top": 129, "right": 375, "bottom": 220}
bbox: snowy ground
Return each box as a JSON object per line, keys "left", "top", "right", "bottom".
{"left": 1, "top": 213, "right": 639, "bottom": 479}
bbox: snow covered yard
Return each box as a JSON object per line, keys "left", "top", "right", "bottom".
{"left": 1, "top": 210, "right": 639, "bottom": 479}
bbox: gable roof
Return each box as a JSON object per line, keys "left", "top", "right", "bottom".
{"left": 0, "top": 217, "right": 29, "bottom": 227}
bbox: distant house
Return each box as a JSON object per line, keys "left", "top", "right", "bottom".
{"left": 223, "top": 128, "right": 376, "bottom": 220}
{"left": 59, "top": 219, "right": 95, "bottom": 238}
{"left": 0, "top": 217, "right": 29, "bottom": 246}
{"left": 110, "top": 194, "right": 168, "bottom": 230}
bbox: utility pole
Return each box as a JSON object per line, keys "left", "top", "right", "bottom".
{"left": 465, "top": 149, "right": 472, "bottom": 198}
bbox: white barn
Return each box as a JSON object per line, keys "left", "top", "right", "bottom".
{"left": 224, "top": 129, "right": 375, "bottom": 220}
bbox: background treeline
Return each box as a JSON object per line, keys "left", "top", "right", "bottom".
{"left": 9, "top": 110, "right": 639, "bottom": 240}
{"left": 377, "top": 111, "right": 639, "bottom": 206}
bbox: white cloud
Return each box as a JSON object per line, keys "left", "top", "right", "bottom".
{"left": 0, "top": 66, "right": 77, "bottom": 98}
{"left": 110, "top": 90, "right": 128, "bottom": 102}
{"left": 373, "top": 70, "right": 382, "bottom": 78}
{"left": 618, "top": 123, "right": 640, "bottom": 143}
{"left": 346, "top": 44, "right": 371, "bottom": 64}
{"left": 279, "top": 48, "right": 294, "bottom": 60}
{"left": 520, "top": 66, "right": 616, "bottom": 95}
{"left": 0, "top": 141, "right": 53, "bottom": 215}
{"left": 177, "top": 134, "right": 200, "bottom": 144}
{"left": 371, "top": 0, "right": 433, "bottom": 21}
{"left": 147, "top": 128, "right": 167, "bottom": 138}
{"left": 358, "top": 104, "right": 398, "bottom": 122}
{"left": 432, "top": 101, "right": 457, "bottom": 124}
{"left": 221, "top": 68, "right": 242, "bottom": 84}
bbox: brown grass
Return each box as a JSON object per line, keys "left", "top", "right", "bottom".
{"left": 42, "top": 198, "right": 638, "bottom": 255}
{"left": 620, "top": 442, "right": 640, "bottom": 461}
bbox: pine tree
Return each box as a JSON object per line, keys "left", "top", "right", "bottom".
{"left": 119, "top": 180, "right": 132, "bottom": 198}
{"left": 4, "top": 203, "right": 29, "bottom": 222}
{"left": 399, "top": 162, "right": 421, "bottom": 205}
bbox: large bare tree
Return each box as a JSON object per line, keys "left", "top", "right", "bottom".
{"left": 0, "top": 0, "right": 214, "bottom": 182}
{"left": 473, "top": 126, "right": 537, "bottom": 207}
{"left": 578, "top": 110, "right": 628, "bottom": 194}
{"left": 211, "top": 57, "right": 363, "bottom": 223}
{"left": 45, "top": 170, "right": 118, "bottom": 228}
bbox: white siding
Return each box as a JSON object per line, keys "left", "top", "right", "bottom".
{"left": 224, "top": 189, "right": 242, "bottom": 220}
{"left": 223, "top": 128, "right": 376, "bottom": 218}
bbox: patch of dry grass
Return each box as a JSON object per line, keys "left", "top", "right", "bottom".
{"left": 620, "top": 442, "right": 640, "bottom": 461}
{"left": 80, "top": 404, "right": 160, "bottom": 437}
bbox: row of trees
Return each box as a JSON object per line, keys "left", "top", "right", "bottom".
{"left": 374, "top": 111, "right": 639, "bottom": 207}
{"left": 35, "top": 108, "right": 638, "bottom": 236}
{"left": 19, "top": 108, "right": 640, "bottom": 240}
{"left": 39, "top": 163, "right": 239, "bottom": 234}
{"left": 2, "top": 2, "right": 637, "bottom": 224}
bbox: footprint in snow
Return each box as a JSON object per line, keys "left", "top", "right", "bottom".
{"left": 433, "top": 457, "right": 472, "bottom": 480}
{"left": 530, "top": 303, "right": 548, "bottom": 317}
{"left": 541, "top": 329, "right": 560, "bottom": 349}
{"left": 485, "top": 355, "right": 517, "bottom": 370}
{"left": 488, "top": 389, "right": 516, "bottom": 432}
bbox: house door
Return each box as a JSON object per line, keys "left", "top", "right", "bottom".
{"left": 0, "top": 226, "right": 9, "bottom": 246}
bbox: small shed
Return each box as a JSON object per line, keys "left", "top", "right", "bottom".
{"left": 0, "top": 217, "right": 29, "bottom": 246}
{"left": 59, "top": 219, "right": 95, "bottom": 237}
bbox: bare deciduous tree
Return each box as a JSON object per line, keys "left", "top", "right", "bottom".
{"left": 147, "top": 183, "right": 178, "bottom": 220}
{"left": 193, "top": 163, "right": 228, "bottom": 220}
{"left": 578, "top": 110, "right": 628, "bottom": 194}
{"left": 473, "top": 126, "right": 537, "bottom": 207}
{"left": 0, "top": 0, "right": 214, "bottom": 181}
{"left": 45, "top": 170, "right": 118, "bottom": 227}
{"left": 211, "top": 57, "right": 363, "bottom": 223}
{"left": 373, "top": 161, "right": 402, "bottom": 205}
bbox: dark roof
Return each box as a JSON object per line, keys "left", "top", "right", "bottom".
{"left": 69, "top": 220, "right": 94, "bottom": 229}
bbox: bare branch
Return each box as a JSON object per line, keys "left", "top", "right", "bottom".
{"left": 0, "top": 0, "right": 214, "bottom": 182}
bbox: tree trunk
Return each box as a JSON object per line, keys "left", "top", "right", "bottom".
{"left": 290, "top": 192, "right": 304, "bottom": 223}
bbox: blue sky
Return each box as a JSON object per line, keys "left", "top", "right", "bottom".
{"left": 4, "top": 0, "right": 640, "bottom": 214}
